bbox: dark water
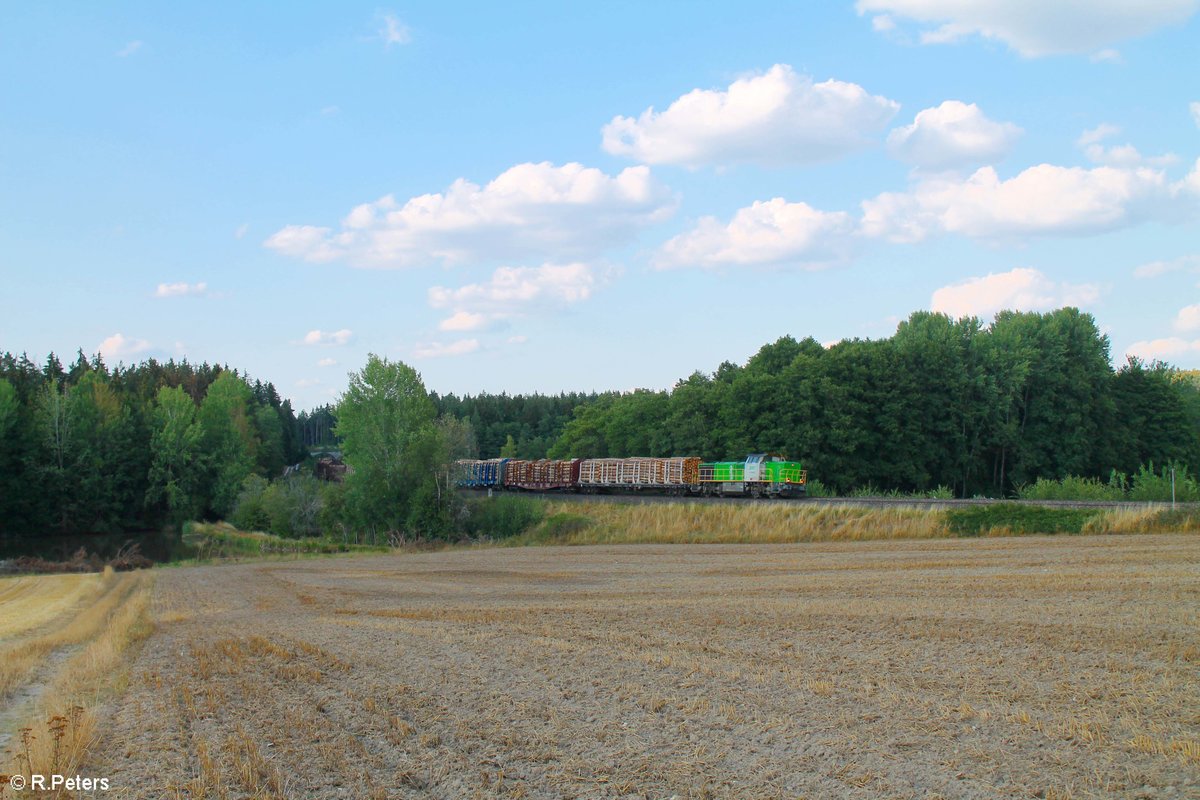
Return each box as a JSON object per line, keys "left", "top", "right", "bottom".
{"left": 0, "top": 529, "right": 197, "bottom": 564}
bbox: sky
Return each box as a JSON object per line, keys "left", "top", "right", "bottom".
{"left": 2, "top": 1, "right": 1199, "bottom": 410}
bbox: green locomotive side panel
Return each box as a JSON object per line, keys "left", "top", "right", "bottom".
{"left": 699, "top": 457, "right": 806, "bottom": 485}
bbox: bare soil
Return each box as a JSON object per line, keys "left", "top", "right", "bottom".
{"left": 87, "top": 534, "right": 1199, "bottom": 799}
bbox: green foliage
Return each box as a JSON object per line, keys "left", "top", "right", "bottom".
{"left": 182, "top": 521, "right": 387, "bottom": 559}
{"left": 946, "top": 504, "right": 1101, "bottom": 537}
{"left": 145, "top": 385, "right": 204, "bottom": 528}
{"left": 1128, "top": 462, "right": 1199, "bottom": 502}
{"left": 1017, "top": 474, "right": 1126, "bottom": 501}
{"left": 460, "top": 496, "right": 546, "bottom": 539}
{"left": 230, "top": 474, "right": 271, "bottom": 532}
{"left": 336, "top": 354, "right": 447, "bottom": 538}
{"left": 803, "top": 478, "right": 832, "bottom": 498}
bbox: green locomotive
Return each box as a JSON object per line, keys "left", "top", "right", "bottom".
{"left": 698, "top": 453, "right": 807, "bottom": 497}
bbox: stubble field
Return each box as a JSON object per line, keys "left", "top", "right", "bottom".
{"left": 12, "top": 533, "right": 1200, "bottom": 799}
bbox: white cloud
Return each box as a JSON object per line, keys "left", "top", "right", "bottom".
{"left": 413, "top": 339, "right": 480, "bottom": 359}
{"left": 154, "top": 281, "right": 207, "bottom": 298}
{"left": 1090, "top": 48, "right": 1123, "bottom": 63}
{"left": 1076, "top": 125, "right": 1177, "bottom": 168}
{"left": 301, "top": 329, "right": 353, "bottom": 346}
{"left": 655, "top": 198, "right": 856, "bottom": 270}
{"left": 1077, "top": 124, "right": 1120, "bottom": 147}
{"left": 887, "top": 101, "right": 1021, "bottom": 171}
{"left": 378, "top": 13, "right": 411, "bottom": 47}
{"left": 429, "top": 262, "right": 601, "bottom": 330}
{"left": 98, "top": 333, "right": 151, "bottom": 360}
{"left": 438, "top": 311, "right": 488, "bottom": 332}
{"left": 296, "top": 378, "right": 322, "bottom": 388}
{"left": 1175, "top": 304, "right": 1200, "bottom": 332}
{"left": 931, "top": 268, "right": 1100, "bottom": 319}
{"left": 601, "top": 64, "right": 898, "bottom": 167}
{"left": 1125, "top": 337, "right": 1200, "bottom": 362}
{"left": 316, "top": 357, "right": 337, "bottom": 367}
{"left": 862, "top": 163, "right": 1178, "bottom": 243}
{"left": 507, "top": 335, "right": 528, "bottom": 345}
{"left": 855, "top": 0, "right": 1199, "bottom": 57}
{"left": 1192, "top": 101, "right": 1200, "bottom": 129}
{"left": 234, "top": 223, "right": 249, "bottom": 239}
{"left": 320, "top": 105, "right": 340, "bottom": 116}
{"left": 872, "top": 14, "right": 896, "bottom": 31}
{"left": 116, "top": 41, "right": 142, "bottom": 57}
{"left": 266, "top": 162, "right": 674, "bottom": 268}
{"left": 1133, "top": 254, "right": 1200, "bottom": 278}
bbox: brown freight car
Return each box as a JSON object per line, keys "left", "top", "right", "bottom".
{"left": 501, "top": 458, "right": 581, "bottom": 490}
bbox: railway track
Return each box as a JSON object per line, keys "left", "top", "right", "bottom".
{"left": 463, "top": 489, "right": 1188, "bottom": 511}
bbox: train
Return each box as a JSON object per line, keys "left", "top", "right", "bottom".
{"left": 455, "top": 453, "right": 808, "bottom": 498}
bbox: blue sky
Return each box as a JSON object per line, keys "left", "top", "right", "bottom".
{"left": 2, "top": 1, "right": 1199, "bottom": 410}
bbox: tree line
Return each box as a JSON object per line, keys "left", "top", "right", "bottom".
{"left": 546, "top": 309, "right": 1200, "bottom": 496}
{"left": 0, "top": 351, "right": 305, "bottom": 535}
{"left": 5, "top": 306, "right": 1196, "bottom": 543}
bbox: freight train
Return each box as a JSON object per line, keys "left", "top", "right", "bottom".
{"left": 455, "top": 454, "right": 808, "bottom": 498}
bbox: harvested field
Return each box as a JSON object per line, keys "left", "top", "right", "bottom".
{"left": 61, "top": 534, "right": 1200, "bottom": 797}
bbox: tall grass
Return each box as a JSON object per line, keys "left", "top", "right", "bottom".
{"left": 182, "top": 521, "right": 389, "bottom": 560}
{"left": 508, "top": 501, "right": 950, "bottom": 545}
{"left": 502, "top": 500, "right": 1200, "bottom": 546}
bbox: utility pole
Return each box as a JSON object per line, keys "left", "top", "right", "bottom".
{"left": 1171, "top": 466, "right": 1176, "bottom": 511}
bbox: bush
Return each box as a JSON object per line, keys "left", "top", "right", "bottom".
{"left": 1129, "top": 463, "right": 1199, "bottom": 503}
{"left": 461, "top": 495, "right": 545, "bottom": 539}
{"left": 804, "top": 479, "right": 832, "bottom": 498}
{"left": 230, "top": 475, "right": 271, "bottom": 532}
{"left": 1017, "top": 474, "right": 1125, "bottom": 501}
{"left": 947, "top": 503, "right": 1101, "bottom": 537}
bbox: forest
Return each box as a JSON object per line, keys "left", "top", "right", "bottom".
{"left": 0, "top": 351, "right": 305, "bottom": 535}
{"left": 2, "top": 307, "right": 1197, "bottom": 540}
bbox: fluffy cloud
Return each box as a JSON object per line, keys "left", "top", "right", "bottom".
{"left": 116, "top": 41, "right": 142, "bottom": 57}
{"left": 155, "top": 281, "right": 207, "bottom": 298}
{"left": 412, "top": 339, "right": 480, "bottom": 359}
{"left": 316, "top": 358, "right": 337, "bottom": 367}
{"left": 862, "top": 163, "right": 1176, "bottom": 243}
{"left": 855, "top": 0, "right": 1199, "bottom": 57}
{"left": 1175, "top": 304, "right": 1200, "bottom": 332}
{"left": 1077, "top": 125, "right": 1177, "bottom": 168}
{"left": 887, "top": 101, "right": 1021, "bottom": 171}
{"left": 429, "top": 262, "right": 600, "bottom": 330}
{"left": 601, "top": 64, "right": 898, "bottom": 167}
{"left": 266, "top": 162, "right": 674, "bottom": 268}
{"left": 655, "top": 198, "right": 855, "bottom": 270}
{"left": 1125, "top": 337, "right": 1200, "bottom": 362}
{"left": 98, "top": 333, "right": 151, "bottom": 360}
{"left": 301, "top": 329, "right": 353, "bottom": 346}
{"left": 931, "top": 268, "right": 1100, "bottom": 319}
{"left": 1192, "top": 102, "right": 1200, "bottom": 129}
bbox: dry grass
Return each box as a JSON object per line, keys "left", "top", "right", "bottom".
{"left": 518, "top": 501, "right": 953, "bottom": 545}
{"left": 1, "top": 569, "right": 153, "bottom": 793}
{"left": 79, "top": 533, "right": 1200, "bottom": 799}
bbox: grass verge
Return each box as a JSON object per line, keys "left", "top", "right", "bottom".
{"left": 181, "top": 521, "right": 390, "bottom": 561}
{"left": 484, "top": 499, "right": 1200, "bottom": 546}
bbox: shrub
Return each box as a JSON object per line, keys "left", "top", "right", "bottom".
{"left": 1129, "top": 463, "right": 1199, "bottom": 503}
{"left": 230, "top": 475, "right": 271, "bottom": 532}
{"left": 1017, "top": 474, "right": 1125, "bottom": 501}
{"left": 947, "top": 503, "right": 1101, "bottom": 537}
{"left": 461, "top": 495, "right": 545, "bottom": 539}
{"left": 803, "top": 478, "right": 832, "bottom": 498}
